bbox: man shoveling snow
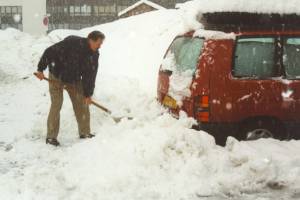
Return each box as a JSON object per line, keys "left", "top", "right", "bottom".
{"left": 35, "top": 31, "right": 105, "bottom": 146}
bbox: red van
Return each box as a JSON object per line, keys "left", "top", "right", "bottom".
{"left": 157, "top": 12, "right": 300, "bottom": 144}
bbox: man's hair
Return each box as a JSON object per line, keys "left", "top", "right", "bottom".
{"left": 88, "top": 31, "right": 105, "bottom": 41}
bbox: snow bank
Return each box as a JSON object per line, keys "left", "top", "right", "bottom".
{"left": 47, "top": 9, "right": 201, "bottom": 93}
{"left": 0, "top": 4, "right": 300, "bottom": 200}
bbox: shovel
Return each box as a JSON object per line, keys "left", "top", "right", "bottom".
{"left": 34, "top": 73, "right": 132, "bottom": 123}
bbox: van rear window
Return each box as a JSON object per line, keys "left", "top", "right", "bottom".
{"left": 233, "top": 37, "right": 278, "bottom": 78}
{"left": 283, "top": 38, "right": 300, "bottom": 79}
{"left": 162, "top": 37, "right": 204, "bottom": 73}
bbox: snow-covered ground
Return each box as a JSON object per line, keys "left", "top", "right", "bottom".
{"left": 1, "top": 6, "right": 300, "bottom": 200}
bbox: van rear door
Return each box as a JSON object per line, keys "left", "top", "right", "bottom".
{"left": 157, "top": 36, "right": 205, "bottom": 117}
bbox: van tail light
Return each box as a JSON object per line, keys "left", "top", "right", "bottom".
{"left": 199, "top": 112, "right": 209, "bottom": 122}
{"left": 201, "top": 96, "right": 209, "bottom": 108}
{"left": 195, "top": 95, "right": 210, "bottom": 122}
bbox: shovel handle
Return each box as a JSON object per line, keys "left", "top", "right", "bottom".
{"left": 34, "top": 72, "right": 50, "bottom": 82}
{"left": 91, "top": 101, "right": 112, "bottom": 114}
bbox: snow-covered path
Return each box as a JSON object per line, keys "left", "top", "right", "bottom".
{"left": 1, "top": 8, "right": 300, "bottom": 200}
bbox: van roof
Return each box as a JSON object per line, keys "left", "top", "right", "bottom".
{"left": 181, "top": 29, "right": 300, "bottom": 40}
{"left": 177, "top": 0, "right": 300, "bottom": 16}
{"left": 198, "top": 12, "right": 300, "bottom": 32}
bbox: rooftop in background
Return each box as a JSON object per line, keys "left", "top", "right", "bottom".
{"left": 118, "top": 0, "right": 166, "bottom": 17}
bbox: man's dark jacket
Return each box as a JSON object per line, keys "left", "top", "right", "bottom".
{"left": 37, "top": 35, "right": 99, "bottom": 97}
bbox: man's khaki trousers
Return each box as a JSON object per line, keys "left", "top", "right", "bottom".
{"left": 47, "top": 73, "right": 90, "bottom": 139}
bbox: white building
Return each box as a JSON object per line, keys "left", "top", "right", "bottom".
{"left": 0, "top": 0, "right": 47, "bottom": 35}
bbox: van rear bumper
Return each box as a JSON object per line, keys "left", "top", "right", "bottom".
{"left": 284, "top": 122, "right": 300, "bottom": 139}
{"left": 194, "top": 122, "right": 239, "bottom": 145}
{"left": 195, "top": 121, "right": 300, "bottom": 145}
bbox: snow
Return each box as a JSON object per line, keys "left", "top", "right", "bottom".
{"left": 168, "top": 69, "right": 194, "bottom": 107}
{"left": 160, "top": 49, "right": 194, "bottom": 106}
{"left": 177, "top": 0, "right": 300, "bottom": 15}
{"left": 237, "top": 94, "right": 253, "bottom": 102}
{"left": 0, "top": 5, "right": 300, "bottom": 200}
{"left": 282, "top": 89, "right": 293, "bottom": 99}
{"left": 193, "top": 29, "right": 235, "bottom": 40}
{"left": 118, "top": 0, "right": 166, "bottom": 17}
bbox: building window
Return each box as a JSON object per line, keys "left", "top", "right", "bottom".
{"left": 81, "top": 5, "right": 91, "bottom": 16}
{"left": 69, "top": 5, "right": 92, "bottom": 16}
{"left": 74, "top": 6, "right": 80, "bottom": 16}
{"left": 0, "top": 6, "right": 22, "bottom": 30}
{"left": 93, "top": 4, "right": 116, "bottom": 16}
{"left": 70, "top": 6, "right": 75, "bottom": 16}
{"left": 63, "top": 6, "right": 68, "bottom": 14}
{"left": 11, "top": 7, "right": 17, "bottom": 13}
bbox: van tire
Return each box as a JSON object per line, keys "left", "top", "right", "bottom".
{"left": 238, "top": 118, "right": 287, "bottom": 141}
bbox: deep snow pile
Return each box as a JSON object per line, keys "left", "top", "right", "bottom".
{"left": 0, "top": 8, "right": 300, "bottom": 200}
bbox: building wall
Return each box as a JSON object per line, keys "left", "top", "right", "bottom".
{"left": 0, "top": 0, "right": 47, "bottom": 35}
{"left": 47, "top": 0, "right": 136, "bottom": 31}
{"left": 0, "top": 0, "right": 189, "bottom": 34}
{"left": 46, "top": 0, "right": 190, "bottom": 31}
{"left": 152, "top": 0, "right": 175, "bottom": 8}
{"left": 22, "top": 0, "right": 47, "bottom": 35}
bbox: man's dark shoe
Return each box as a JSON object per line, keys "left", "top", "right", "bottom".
{"left": 79, "top": 133, "right": 95, "bottom": 139}
{"left": 46, "top": 138, "right": 60, "bottom": 146}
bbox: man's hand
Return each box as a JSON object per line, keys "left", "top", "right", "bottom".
{"left": 84, "top": 97, "right": 93, "bottom": 105}
{"left": 35, "top": 71, "right": 45, "bottom": 80}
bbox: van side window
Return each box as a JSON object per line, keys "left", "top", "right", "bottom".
{"left": 233, "top": 37, "right": 277, "bottom": 78}
{"left": 283, "top": 38, "right": 300, "bottom": 79}
{"left": 161, "top": 37, "right": 204, "bottom": 73}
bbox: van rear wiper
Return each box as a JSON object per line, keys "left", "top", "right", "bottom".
{"left": 160, "top": 69, "right": 173, "bottom": 76}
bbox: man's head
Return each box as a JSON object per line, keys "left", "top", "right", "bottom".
{"left": 88, "top": 31, "right": 105, "bottom": 52}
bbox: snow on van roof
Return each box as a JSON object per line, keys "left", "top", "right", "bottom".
{"left": 193, "top": 29, "right": 236, "bottom": 40}
{"left": 176, "top": 0, "right": 300, "bottom": 15}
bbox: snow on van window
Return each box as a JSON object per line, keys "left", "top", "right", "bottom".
{"left": 161, "top": 37, "right": 204, "bottom": 106}
{"left": 161, "top": 37, "right": 204, "bottom": 72}
{"left": 161, "top": 52, "right": 176, "bottom": 71}
{"left": 168, "top": 70, "right": 194, "bottom": 107}
{"left": 193, "top": 29, "right": 235, "bottom": 40}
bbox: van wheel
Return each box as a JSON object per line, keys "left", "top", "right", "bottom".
{"left": 239, "top": 119, "right": 287, "bottom": 141}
